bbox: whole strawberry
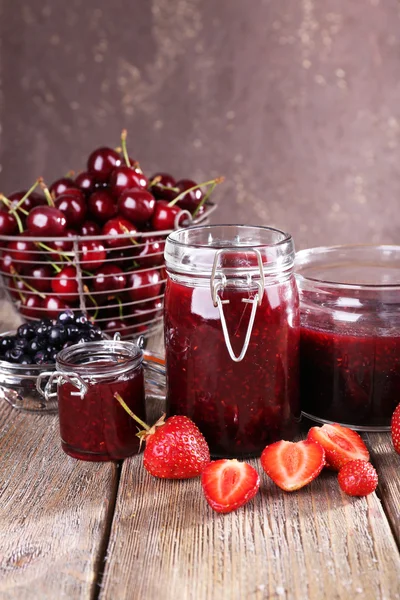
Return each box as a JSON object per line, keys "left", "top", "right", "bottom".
{"left": 338, "top": 460, "right": 378, "bottom": 497}
{"left": 143, "top": 414, "right": 210, "bottom": 478}
{"left": 114, "top": 392, "right": 210, "bottom": 478}
{"left": 391, "top": 403, "right": 400, "bottom": 455}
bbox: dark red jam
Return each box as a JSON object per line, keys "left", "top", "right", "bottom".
{"left": 300, "top": 325, "right": 400, "bottom": 428}
{"left": 58, "top": 359, "right": 145, "bottom": 461}
{"left": 164, "top": 278, "right": 300, "bottom": 458}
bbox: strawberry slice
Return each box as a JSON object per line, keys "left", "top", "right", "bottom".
{"left": 307, "top": 423, "right": 369, "bottom": 471}
{"left": 391, "top": 403, "right": 400, "bottom": 455}
{"left": 201, "top": 459, "right": 260, "bottom": 513}
{"left": 260, "top": 439, "right": 325, "bottom": 492}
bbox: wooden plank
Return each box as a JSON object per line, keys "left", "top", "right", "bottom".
{"left": 0, "top": 401, "right": 118, "bottom": 600}
{"left": 100, "top": 401, "right": 400, "bottom": 600}
{"left": 367, "top": 431, "right": 400, "bottom": 543}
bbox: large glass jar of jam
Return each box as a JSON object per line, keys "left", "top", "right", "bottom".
{"left": 164, "top": 224, "right": 300, "bottom": 458}
{"left": 37, "top": 340, "right": 146, "bottom": 461}
{"left": 296, "top": 245, "right": 400, "bottom": 431}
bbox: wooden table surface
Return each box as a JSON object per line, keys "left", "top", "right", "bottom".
{"left": 0, "top": 307, "right": 399, "bottom": 600}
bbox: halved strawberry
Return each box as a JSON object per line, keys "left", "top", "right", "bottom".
{"left": 260, "top": 440, "right": 325, "bottom": 492}
{"left": 308, "top": 423, "right": 369, "bottom": 471}
{"left": 391, "top": 403, "right": 400, "bottom": 455}
{"left": 338, "top": 460, "right": 378, "bottom": 497}
{"left": 201, "top": 459, "right": 260, "bottom": 513}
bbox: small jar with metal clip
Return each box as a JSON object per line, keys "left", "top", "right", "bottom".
{"left": 164, "top": 225, "right": 300, "bottom": 458}
{"left": 37, "top": 339, "right": 146, "bottom": 461}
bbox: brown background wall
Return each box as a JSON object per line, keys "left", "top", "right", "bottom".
{"left": 1, "top": 0, "right": 400, "bottom": 250}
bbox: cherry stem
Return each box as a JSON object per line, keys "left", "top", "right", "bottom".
{"left": 120, "top": 129, "right": 131, "bottom": 167}
{"left": 83, "top": 284, "right": 99, "bottom": 320}
{"left": 148, "top": 175, "right": 162, "bottom": 187}
{"left": 0, "top": 195, "right": 25, "bottom": 233}
{"left": 114, "top": 392, "right": 150, "bottom": 430}
{"left": 38, "top": 178, "right": 55, "bottom": 207}
{"left": 115, "top": 296, "right": 124, "bottom": 319}
{"left": 65, "top": 170, "right": 75, "bottom": 178}
{"left": 120, "top": 224, "right": 139, "bottom": 245}
{"left": 12, "top": 274, "right": 26, "bottom": 303}
{"left": 192, "top": 181, "right": 217, "bottom": 218}
{"left": 167, "top": 177, "right": 224, "bottom": 208}
{"left": 10, "top": 267, "right": 46, "bottom": 299}
{"left": 9, "top": 179, "right": 39, "bottom": 215}
{"left": 36, "top": 242, "right": 72, "bottom": 265}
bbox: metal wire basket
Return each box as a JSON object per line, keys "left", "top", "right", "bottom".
{"left": 0, "top": 204, "right": 216, "bottom": 338}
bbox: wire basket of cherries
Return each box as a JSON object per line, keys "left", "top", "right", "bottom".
{"left": 0, "top": 131, "right": 223, "bottom": 338}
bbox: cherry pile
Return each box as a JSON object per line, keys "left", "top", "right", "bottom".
{"left": 0, "top": 131, "right": 222, "bottom": 337}
{"left": 0, "top": 311, "right": 103, "bottom": 365}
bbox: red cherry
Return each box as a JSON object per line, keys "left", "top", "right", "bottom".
{"left": 55, "top": 194, "right": 87, "bottom": 228}
{"left": 133, "top": 236, "right": 165, "bottom": 268}
{"left": 175, "top": 179, "right": 203, "bottom": 212}
{"left": 88, "top": 190, "right": 117, "bottom": 223}
{"left": 7, "top": 239, "right": 40, "bottom": 265}
{"left": 151, "top": 201, "right": 190, "bottom": 231}
{"left": 49, "top": 178, "right": 79, "bottom": 199}
{"left": 43, "top": 296, "right": 70, "bottom": 319}
{"left": 92, "top": 264, "right": 127, "bottom": 296}
{"left": 78, "top": 220, "right": 101, "bottom": 236}
{"left": 150, "top": 172, "right": 177, "bottom": 201}
{"left": 23, "top": 264, "right": 53, "bottom": 293}
{"left": 51, "top": 265, "right": 79, "bottom": 300}
{"left": 102, "top": 217, "right": 138, "bottom": 248}
{"left": 20, "top": 294, "right": 44, "bottom": 319}
{"left": 127, "top": 269, "right": 162, "bottom": 304}
{"left": 7, "top": 277, "right": 28, "bottom": 300}
{"left": 0, "top": 209, "right": 17, "bottom": 235}
{"left": 131, "top": 298, "right": 163, "bottom": 324}
{"left": 0, "top": 253, "right": 15, "bottom": 275}
{"left": 9, "top": 190, "right": 46, "bottom": 213}
{"left": 26, "top": 206, "right": 67, "bottom": 236}
{"left": 75, "top": 171, "right": 97, "bottom": 195}
{"left": 87, "top": 147, "right": 121, "bottom": 183}
{"left": 102, "top": 318, "right": 129, "bottom": 335}
{"left": 117, "top": 188, "right": 156, "bottom": 224}
{"left": 79, "top": 239, "right": 107, "bottom": 269}
{"left": 45, "top": 229, "right": 76, "bottom": 261}
{"left": 109, "top": 166, "right": 147, "bottom": 198}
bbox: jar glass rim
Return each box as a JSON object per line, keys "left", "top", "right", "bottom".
{"left": 167, "top": 224, "right": 292, "bottom": 249}
{"left": 295, "top": 244, "right": 400, "bottom": 289}
{"left": 56, "top": 340, "right": 143, "bottom": 376}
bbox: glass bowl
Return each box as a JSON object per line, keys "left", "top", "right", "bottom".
{"left": 295, "top": 244, "right": 400, "bottom": 431}
{"left": 0, "top": 330, "right": 166, "bottom": 413}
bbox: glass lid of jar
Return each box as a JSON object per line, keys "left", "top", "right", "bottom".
{"left": 296, "top": 245, "right": 400, "bottom": 288}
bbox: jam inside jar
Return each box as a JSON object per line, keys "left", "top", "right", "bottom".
{"left": 296, "top": 245, "right": 400, "bottom": 430}
{"left": 164, "top": 225, "right": 300, "bottom": 458}
{"left": 55, "top": 340, "right": 146, "bottom": 461}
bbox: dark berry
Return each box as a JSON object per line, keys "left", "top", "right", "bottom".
{"left": 33, "top": 350, "right": 48, "bottom": 365}
{"left": 28, "top": 337, "right": 47, "bottom": 353}
{"left": 13, "top": 337, "right": 29, "bottom": 352}
{"left": 17, "top": 323, "right": 36, "bottom": 340}
{"left": 0, "top": 336, "right": 14, "bottom": 354}
{"left": 18, "top": 354, "right": 32, "bottom": 365}
{"left": 48, "top": 325, "right": 67, "bottom": 348}
{"left": 57, "top": 310, "right": 76, "bottom": 325}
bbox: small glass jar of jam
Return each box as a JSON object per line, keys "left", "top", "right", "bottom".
{"left": 37, "top": 340, "right": 146, "bottom": 461}
{"left": 296, "top": 245, "right": 400, "bottom": 431}
{"left": 164, "top": 224, "right": 300, "bottom": 458}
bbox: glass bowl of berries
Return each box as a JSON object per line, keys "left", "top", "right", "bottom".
{"left": 0, "top": 311, "right": 104, "bottom": 412}
{"left": 0, "top": 130, "right": 222, "bottom": 339}
{"left": 0, "top": 310, "right": 166, "bottom": 413}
